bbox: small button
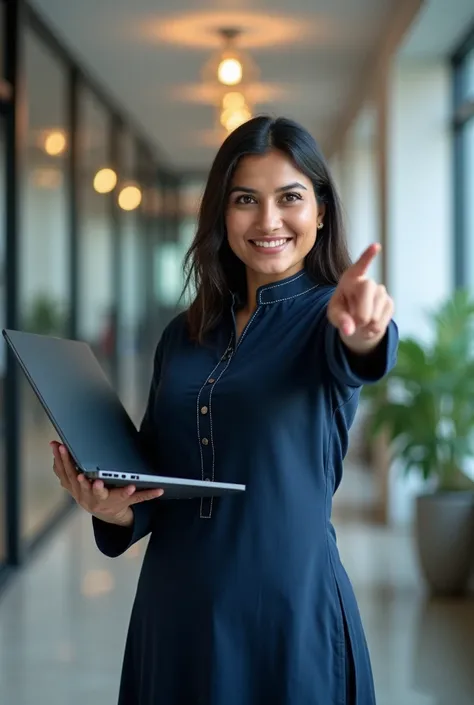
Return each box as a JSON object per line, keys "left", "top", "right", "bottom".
{"left": 208, "top": 378, "right": 215, "bottom": 384}
{"left": 201, "top": 406, "right": 208, "bottom": 415}
{"left": 204, "top": 477, "right": 211, "bottom": 482}
{"left": 202, "top": 437, "right": 209, "bottom": 446}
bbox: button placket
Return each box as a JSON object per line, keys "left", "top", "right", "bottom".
{"left": 198, "top": 377, "right": 213, "bottom": 518}
{"left": 196, "top": 335, "right": 234, "bottom": 520}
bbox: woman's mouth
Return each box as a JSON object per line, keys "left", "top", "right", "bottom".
{"left": 249, "top": 238, "right": 291, "bottom": 253}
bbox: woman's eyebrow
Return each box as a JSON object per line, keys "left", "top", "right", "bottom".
{"left": 228, "top": 182, "right": 307, "bottom": 195}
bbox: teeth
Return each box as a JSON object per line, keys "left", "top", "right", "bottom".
{"left": 253, "top": 239, "right": 288, "bottom": 248}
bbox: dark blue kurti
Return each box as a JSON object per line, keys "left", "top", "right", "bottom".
{"left": 93, "top": 270, "right": 398, "bottom": 705}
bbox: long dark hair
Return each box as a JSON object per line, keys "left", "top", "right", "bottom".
{"left": 183, "top": 115, "right": 351, "bottom": 343}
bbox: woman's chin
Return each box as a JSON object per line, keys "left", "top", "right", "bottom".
{"left": 247, "top": 257, "right": 304, "bottom": 279}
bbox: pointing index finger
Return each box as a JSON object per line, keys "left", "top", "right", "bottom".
{"left": 349, "top": 243, "right": 381, "bottom": 278}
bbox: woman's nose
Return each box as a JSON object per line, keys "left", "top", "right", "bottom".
{"left": 255, "top": 202, "right": 282, "bottom": 233}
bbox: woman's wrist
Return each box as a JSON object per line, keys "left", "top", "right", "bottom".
{"left": 93, "top": 507, "right": 134, "bottom": 528}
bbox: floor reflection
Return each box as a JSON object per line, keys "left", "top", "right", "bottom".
{"left": 0, "top": 508, "right": 473, "bottom": 705}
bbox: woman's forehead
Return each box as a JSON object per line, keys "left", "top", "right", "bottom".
{"left": 231, "top": 151, "right": 310, "bottom": 189}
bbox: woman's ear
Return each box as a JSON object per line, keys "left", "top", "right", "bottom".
{"left": 317, "top": 203, "right": 326, "bottom": 228}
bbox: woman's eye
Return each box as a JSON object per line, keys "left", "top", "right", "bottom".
{"left": 235, "top": 194, "right": 256, "bottom": 205}
{"left": 282, "top": 192, "right": 302, "bottom": 203}
{"left": 233, "top": 192, "right": 302, "bottom": 205}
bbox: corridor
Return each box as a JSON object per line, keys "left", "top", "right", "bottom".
{"left": 1, "top": 508, "right": 473, "bottom": 705}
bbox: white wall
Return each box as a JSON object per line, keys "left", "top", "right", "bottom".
{"left": 332, "top": 58, "right": 454, "bottom": 527}
{"left": 387, "top": 58, "right": 453, "bottom": 525}
{"left": 337, "top": 108, "right": 382, "bottom": 282}
{"left": 388, "top": 58, "right": 453, "bottom": 341}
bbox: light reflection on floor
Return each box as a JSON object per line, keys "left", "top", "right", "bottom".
{"left": 0, "top": 506, "right": 473, "bottom": 705}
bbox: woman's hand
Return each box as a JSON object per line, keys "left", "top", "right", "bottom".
{"left": 327, "top": 243, "right": 394, "bottom": 355}
{"left": 51, "top": 441, "right": 164, "bottom": 527}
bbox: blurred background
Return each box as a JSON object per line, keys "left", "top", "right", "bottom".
{"left": 0, "top": 0, "right": 474, "bottom": 703}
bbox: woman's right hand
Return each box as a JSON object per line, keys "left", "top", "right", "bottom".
{"left": 51, "top": 441, "right": 164, "bottom": 527}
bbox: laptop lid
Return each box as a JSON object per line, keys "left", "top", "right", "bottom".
{"left": 2, "top": 329, "right": 151, "bottom": 475}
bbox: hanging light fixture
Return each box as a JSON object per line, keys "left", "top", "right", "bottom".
{"left": 44, "top": 130, "right": 67, "bottom": 156}
{"left": 118, "top": 184, "right": 142, "bottom": 211}
{"left": 203, "top": 28, "right": 258, "bottom": 89}
{"left": 218, "top": 57, "right": 242, "bottom": 86}
{"left": 93, "top": 168, "right": 117, "bottom": 194}
{"left": 216, "top": 28, "right": 244, "bottom": 86}
{"left": 201, "top": 27, "right": 258, "bottom": 135}
{"left": 219, "top": 91, "right": 252, "bottom": 133}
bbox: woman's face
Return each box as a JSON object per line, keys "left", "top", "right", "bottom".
{"left": 225, "top": 149, "right": 325, "bottom": 283}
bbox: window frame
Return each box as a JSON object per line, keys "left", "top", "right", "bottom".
{"left": 453, "top": 23, "right": 474, "bottom": 288}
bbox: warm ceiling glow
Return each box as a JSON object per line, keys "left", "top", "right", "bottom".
{"left": 31, "top": 168, "right": 63, "bottom": 189}
{"left": 44, "top": 131, "right": 67, "bottom": 156}
{"left": 93, "top": 168, "right": 117, "bottom": 194}
{"left": 170, "top": 83, "right": 285, "bottom": 107}
{"left": 145, "top": 12, "right": 312, "bottom": 50}
{"left": 222, "top": 91, "right": 245, "bottom": 109}
{"left": 217, "top": 57, "right": 243, "bottom": 86}
{"left": 220, "top": 105, "right": 252, "bottom": 133}
{"left": 118, "top": 185, "right": 142, "bottom": 211}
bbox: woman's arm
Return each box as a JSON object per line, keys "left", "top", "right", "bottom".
{"left": 324, "top": 243, "right": 398, "bottom": 387}
{"left": 324, "top": 318, "right": 398, "bottom": 388}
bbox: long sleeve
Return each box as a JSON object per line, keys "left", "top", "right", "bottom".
{"left": 92, "top": 333, "right": 167, "bottom": 558}
{"left": 324, "top": 319, "right": 399, "bottom": 388}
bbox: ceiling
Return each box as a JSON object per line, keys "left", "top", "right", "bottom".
{"left": 29, "top": 0, "right": 421, "bottom": 172}
{"left": 401, "top": 0, "right": 474, "bottom": 57}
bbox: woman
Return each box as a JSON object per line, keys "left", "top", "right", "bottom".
{"left": 52, "top": 116, "right": 398, "bottom": 705}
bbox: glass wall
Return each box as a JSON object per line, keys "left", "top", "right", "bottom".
{"left": 77, "top": 86, "right": 115, "bottom": 382}
{"left": 19, "top": 28, "right": 70, "bottom": 541}
{"left": 0, "top": 121, "right": 6, "bottom": 563}
{"left": 175, "top": 177, "right": 205, "bottom": 307}
{"left": 466, "top": 118, "right": 474, "bottom": 292}
{"left": 0, "top": 2, "right": 4, "bottom": 83}
{"left": 465, "top": 46, "right": 474, "bottom": 99}
{"left": 117, "top": 131, "right": 146, "bottom": 423}
{"left": 454, "top": 30, "right": 474, "bottom": 293}
{"left": 152, "top": 177, "right": 187, "bottom": 318}
{"left": 0, "top": 3, "right": 180, "bottom": 574}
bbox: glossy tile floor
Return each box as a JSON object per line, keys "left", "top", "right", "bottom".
{"left": 0, "top": 508, "right": 473, "bottom": 705}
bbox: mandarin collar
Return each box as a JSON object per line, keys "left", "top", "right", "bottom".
{"left": 231, "top": 270, "right": 319, "bottom": 308}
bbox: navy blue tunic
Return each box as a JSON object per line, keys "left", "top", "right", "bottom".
{"left": 93, "top": 270, "right": 398, "bottom": 705}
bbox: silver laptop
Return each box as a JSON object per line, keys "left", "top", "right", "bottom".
{"left": 2, "top": 329, "right": 245, "bottom": 500}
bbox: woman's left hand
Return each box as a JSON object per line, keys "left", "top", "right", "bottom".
{"left": 327, "top": 243, "right": 394, "bottom": 355}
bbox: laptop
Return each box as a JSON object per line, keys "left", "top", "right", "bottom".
{"left": 2, "top": 329, "right": 246, "bottom": 500}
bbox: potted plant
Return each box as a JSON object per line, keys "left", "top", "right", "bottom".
{"left": 23, "top": 293, "right": 66, "bottom": 335}
{"left": 364, "top": 289, "right": 474, "bottom": 595}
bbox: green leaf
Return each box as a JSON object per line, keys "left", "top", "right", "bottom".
{"left": 365, "top": 288, "right": 474, "bottom": 488}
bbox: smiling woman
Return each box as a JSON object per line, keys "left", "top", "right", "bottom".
{"left": 184, "top": 115, "right": 351, "bottom": 342}
{"left": 87, "top": 115, "right": 398, "bottom": 705}
{"left": 226, "top": 154, "right": 321, "bottom": 278}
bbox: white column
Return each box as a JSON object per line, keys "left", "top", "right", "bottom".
{"left": 386, "top": 57, "right": 453, "bottom": 525}
{"left": 330, "top": 57, "right": 454, "bottom": 527}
